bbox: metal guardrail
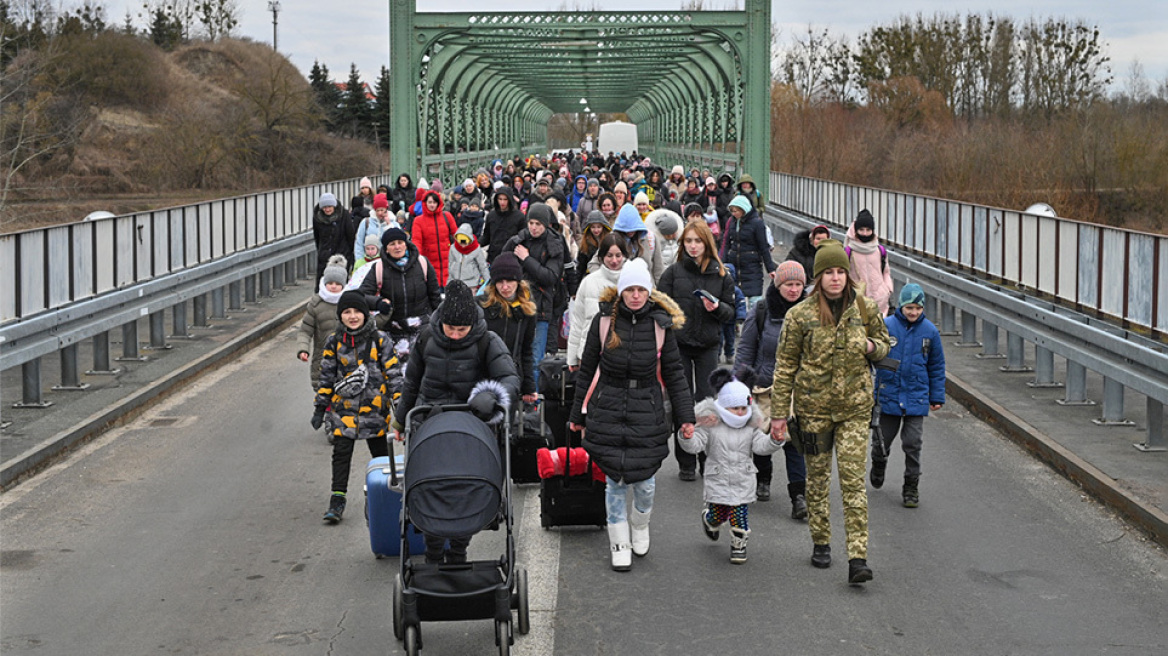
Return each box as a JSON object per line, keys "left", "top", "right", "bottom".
{"left": 770, "top": 172, "right": 1167, "bottom": 340}
{"left": 0, "top": 174, "right": 393, "bottom": 324}
{"left": 765, "top": 204, "right": 1167, "bottom": 451}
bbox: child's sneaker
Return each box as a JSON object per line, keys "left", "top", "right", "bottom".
{"left": 700, "top": 510, "right": 720, "bottom": 541}
{"left": 729, "top": 528, "right": 750, "bottom": 564}
{"left": 323, "top": 493, "right": 346, "bottom": 524}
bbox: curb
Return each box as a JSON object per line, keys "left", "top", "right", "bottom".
{"left": 946, "top": 372, "right": 1168, "bottom": 548}
{"left": 0, "top": 305, "right": 305, "bottom": 490}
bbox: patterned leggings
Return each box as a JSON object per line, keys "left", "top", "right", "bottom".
{"left": 704, "top": 503, "right": 749, "bottom": 531}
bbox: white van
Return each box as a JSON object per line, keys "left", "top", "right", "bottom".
{"left": 597, "top": 121, "right": 638, "bottom": 156}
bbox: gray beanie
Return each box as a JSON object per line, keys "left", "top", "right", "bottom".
{"left": 318, "top": 192, "right": 338, "bottom": 208}
{"left": 322, "top": 254, "right": 348, "bottom": 286}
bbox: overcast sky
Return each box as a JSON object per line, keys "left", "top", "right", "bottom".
{"left": 114, "top": 0, "right": 1167, "bottom": 93}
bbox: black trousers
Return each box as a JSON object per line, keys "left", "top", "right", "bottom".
{"left": 675, "top": 345, "right": 718, "bottom": 472}
{"left": 330, "top": 436, "right": 389, "bottom": 494}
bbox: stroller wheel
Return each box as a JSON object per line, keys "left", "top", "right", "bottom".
{"left": 392, "top": 574, "right": 404, "bottom": 640}
{"left": 495, "top": 620, "right": 511, "bottom": 655}
{"left": 404, "top": 625, "right": 420, "bottom": 656}
{"left": 515, "top": 568, "right": 530, "bottom": 635}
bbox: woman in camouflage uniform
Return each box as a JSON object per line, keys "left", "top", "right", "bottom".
{"left": 770, "top": 239, "right": 890, "bottom": 585}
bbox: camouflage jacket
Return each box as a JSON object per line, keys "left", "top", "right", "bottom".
{"left": 771, "top": 292, "right": 891, "bottom": 424}
{"left": 314, "top": 324, "right": 403, "bottom": 440}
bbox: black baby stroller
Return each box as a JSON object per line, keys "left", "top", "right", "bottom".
{"left": 392, "top": 404, "right": 530, "bottom": 655}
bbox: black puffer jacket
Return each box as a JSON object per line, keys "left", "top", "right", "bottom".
{"left": 785, "top": 229, "right": 817, "bottom": 282}
{"left": 503, "top": 214, "right": 565, "bottom": 322}
{"left": 313, "top": 205, "right": 355, "bottom": 272}
{"left": 395, "top": 307, "right": 519, "bottom": 425}
{"left": 656, "top": 252, "right": 737, "bottom": 350}
{"left": 720, "top": 207, "right": 776, "bottom": 297}
{"left": 483, "top": 295, "right": 537, "bottom": 396}
{"left": 390, "top": 173, "right": 415, "bottom": 214}
{"left": 569, "top": 289, "right": 696, "bottom": 483}
{"left": 735, "top": 282, "right": 803, "bottom": 381}
{"left": 481, "top": 187, "right": 525, "bottom": 262}
{"left": 358, "top": 241, "right": 442, "bottom": 338}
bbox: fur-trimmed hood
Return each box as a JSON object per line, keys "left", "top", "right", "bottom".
{"left": 694, "top": 397, "right": 769, "bottom": 431}
{"left": 596, "top": 286, "right": 686, "bottom": 330}
{"left": 468, "top": 379, "right": 512, "bottom": 426}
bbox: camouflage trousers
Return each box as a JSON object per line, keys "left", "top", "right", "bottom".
{"left": 802, "top": 416, "right": 869, "bottom": 560}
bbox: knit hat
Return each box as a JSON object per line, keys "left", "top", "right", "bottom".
{"left": 336, "top": 289, "right": 369, "bottom": 320}
{"left": 671, "top": 165, "right": 684, "bottom": 176}
{"left": 900, "top": 283, "right": 926, "bottom": 308}
{"left": 372, "top": 193, "right": 389, "bottom": 210}
{"left": 716, "top": 378, "right": 752, "bottom": 409}
{"left": 321, "top": 254, "right": 348, "bottom": 287}
{"left": 318, "top": 192, "right": 337, "bottom": 208}
{"left": 633, "top": 192, "right": 650, "bottom": 206}
{"left": 359, "top": 176, "right": 372, "bottom": 190}
{"left": 617, "top": 258, "right": 653, "bottom": 294}
{"left": 363, "top": 234, "right": 381, "bottom": 250}
{"left": 652, "top": 210, "right": 680, "bottom": 236}
{"left": 810, "top": 224, "right": 831, "bottom": 238}
{"left": 440, "top": 279, "right": 478, "bottom": 326}
{"left": 813, "top": 238, "right": 850, "bottom": 279}
{"left": 854, "top": 209, "right": 875, "bottom": 232}
{"left": 526, "top": 202, "right": 554, "bottom": 228}
{"left": 490, "top": 252, "right": 523, "bottom": 282}
{"left": 587, "top": 177, "right": 600, "bottom": 187}
{"left": 684, "top": 202, "right": 704, "bottom": 218}
{"left": 417, "top": 177, "right": 429, "bottom": 190}
{"left": 493, "top": 180, "right": 504, "bottom": 190}
{"left": 381, "top": 227, "right": 409, "bottom": 248}
{"left": 613, "top": 181, "right": 628, "bottom": 195}
{"left": 775, "top": 260, "right": 807, "bottom": 286}
{"left": 728, "top": 195, "right": 753, "bottom": 214}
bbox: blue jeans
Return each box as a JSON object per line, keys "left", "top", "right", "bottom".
{"left": 531, "top": 320, "right": 549, "bottom": 388}
{"left": 605, "top": 475, "right": 655, "bottom": 524}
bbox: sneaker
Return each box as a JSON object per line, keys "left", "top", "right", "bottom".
{"left": 791, "top": 494, "right": 808, "bottom": 520}
{"left": 322, "top": 493, "right": 346, "bottom": 524}
{"left": 848, "top": 558, "right": 873, "bottom": 584}
{"left": 870, "top": 458, "right": 887, "bottom": 489}
{"left": 678, "top": 469, "right": 697, "bottom": 482}
{"left": 756, "top": 483, "right": 771, "bottom": 502}
{"left": 700, "top": 510, "right": 720, "bottom": 542}
{"left": 903, "top": 476, "right": 919, "bottom": 508}
{"left": 729, "top": 528, "right": 749, "bottom": 564}
{"left": 730, "top": 545, "right": 747, "bottom": 564}
{"left": 811, "top": 544, "right": 831, "bottom": 569}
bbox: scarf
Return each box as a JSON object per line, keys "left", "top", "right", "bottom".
{"left": 454, "top": 237, "right": 480, "bottom": 255}
{"left": 714, "top": 401, "right": 752, "bottom": 429}
{"left": 395, "top": 255, "right": 410, "bottom": 268}
{"left": 317, "top": 279, "right": 342, "bottom": 304}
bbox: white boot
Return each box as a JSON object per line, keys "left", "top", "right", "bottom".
{"left": 607, "top": 522, "right": 632, "bottom": 571}
{"left": 730, "top": 528, "right": 750, "bottom": 564}
{"left": 629, "top": 508, "right": 651, "bottom": 556}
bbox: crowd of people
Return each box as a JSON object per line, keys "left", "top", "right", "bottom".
{"left": 297, "top": 151, "right": 947, "bottom": 585}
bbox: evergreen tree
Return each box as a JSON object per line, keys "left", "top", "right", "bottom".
{"left": 339, "top": 63, "right": 372, "bottom": 139}
{"left": 308, "top": 60, "right": 342, "bottom": 130}
{"left": 148, "top": 7, "right": 184, "bottom": 51}
{"left": 373, "top": 65, "right": 392, "bottom": 147}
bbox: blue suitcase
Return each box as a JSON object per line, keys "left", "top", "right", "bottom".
{"left": 364, "top": 455, "right": 426, "bottom": 558}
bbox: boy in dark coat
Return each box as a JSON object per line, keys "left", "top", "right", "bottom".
{"left": 503, "top": 202, "right": 565, "bottom": 388}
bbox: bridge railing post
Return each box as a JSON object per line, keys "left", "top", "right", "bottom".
{"left": 939, "top": 302, "right": 958, "bottom": 335}
{"left": 14, "top": 358, "right": 53, "bottom": 408}
{"left": 1134, "top": 399, "right": 1165, "bottom": 452}
{"left": 977, "top": 321, "right": 1004, "bottom": 359}
{"left": 955, "top": 310, "right": 980, "bottom": 347}
{"left": 87, "top": 331, "right": 121, "bottom": 376}
{"left": 1028, "top": 347, "right": 1062, "bottom": 388}
{"left": 999, "top": 332, "right": 1032, "bottom": 373}
{"left": 211, "top": 288, "right": 227, "bottom": 319}
{"left": 1057, "top": 361, "right": 1094, "bottom": 406}
{"left": 192, "top": 295, "right": 209, "bottom": 328}
{"left": 1094, "top": 378, "right": 1134, "bottom": 426}
{"left": 117, "top": 321, "right": 147, "bottom": 362}
{"left": 53, "top": 344, "right": 89, "bottom": 391}
{"left": 146, "top": 310, "right": 171, "bottom": 350}
{"left": 172, "top": 300, "right": 193, "bottom": 338}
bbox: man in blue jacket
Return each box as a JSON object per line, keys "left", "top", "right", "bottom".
{"left": 871, "top": 283, "right": 946, "bottom": 508}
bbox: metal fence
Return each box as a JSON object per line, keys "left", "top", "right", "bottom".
{"left": 770, "top": 172, "right": 1167, "bottom": 340}
{"left": 0, "top": 174, "right": 395, "bottom": 324}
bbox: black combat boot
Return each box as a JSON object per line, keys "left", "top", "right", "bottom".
{"left": 788, "top": 481, "right": 807, "bottom": 520}
{"left": 903, "top": 476, "right": 919, "bottom": 508}
{"left": 322, "top": 493, "right": 346, "bottom": 524}
{"left": 848, "top": 558, "right": 873, "bottom": 584}
{"left": 756, "top": 481, "right": 771, "bottom": 501}
{"left": 811, "top": 544, "right": 831, "bottom": 569}
{"left": 870, "top": 456, "right": 887, "bottom": 489}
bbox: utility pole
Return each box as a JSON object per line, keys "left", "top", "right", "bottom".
{"left": 268, "top": 1, "right": 281, "bottom": 51}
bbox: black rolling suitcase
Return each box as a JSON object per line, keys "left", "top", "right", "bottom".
{"left": 539, "top": 357, "right": 576, "bottom": 447}
{"left": 539, "top": 422, "right": 607, "bottom": 529}
{"left": 510, "top": 408, "right": 548, "bottom": 484}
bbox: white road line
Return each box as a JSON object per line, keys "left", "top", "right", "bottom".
{"left": 513, "top": 484, "right": 559, "bottom": 655}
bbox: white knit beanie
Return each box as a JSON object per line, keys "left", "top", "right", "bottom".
{"left": 717, "top": 379, "right": 752, "bottom": 409}
{"left": 616, "top": 258, "right": 653, "bottom": 294}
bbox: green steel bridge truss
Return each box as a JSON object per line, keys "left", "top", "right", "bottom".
{"left": 389, "top": 0, "right": 771, "bottom": 198}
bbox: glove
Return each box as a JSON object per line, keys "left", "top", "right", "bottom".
{"left": 377, "top": 298, "right": 392, "bottom": 314}
{"left": 469, "top": 391, "right": 498, "bottom": 421}
{"left": 310, "top": 409, "right": 325, "bottom": 431}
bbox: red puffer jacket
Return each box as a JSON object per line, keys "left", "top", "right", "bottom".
{"left": 411, "top": 191, "right": 457, "bottom": 287}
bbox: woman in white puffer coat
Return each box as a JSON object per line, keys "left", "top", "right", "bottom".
{"left": 566, "top": 233, "right": 628, "bottom": 370}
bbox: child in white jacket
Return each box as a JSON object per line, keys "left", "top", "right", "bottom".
{"left": 447, "top": 223, "right": 489, "bottom": 291}
{"left": 680, "top": 366, "right": 785, "bottom": 564}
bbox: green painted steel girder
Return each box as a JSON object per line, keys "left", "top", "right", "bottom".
{"left": 389, "top": 1, "right": 770, "bottom": 197}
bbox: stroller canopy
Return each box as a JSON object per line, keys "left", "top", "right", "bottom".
{"left": 406, "top": 410, "right": 504, "bottom": 538}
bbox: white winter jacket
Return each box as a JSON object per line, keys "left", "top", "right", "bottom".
{"left": 681, "top": 399, "right": 783, "bottom": 505}
{"left": 566, "top": 264, "right": 623, "bottom": 366}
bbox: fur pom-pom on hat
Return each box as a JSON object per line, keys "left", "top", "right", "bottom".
{"left": 322, "top": 255, "right": 349, "bottom": 286}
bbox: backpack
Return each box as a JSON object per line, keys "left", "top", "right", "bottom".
{"left": 373, "top": 255, "right": 430, "bottom": 292}
{"left": 845, "top": 244, "right": 887, "bottom": 272}
{"left": 581, "top": 314, "right": 666, "bottom": 413}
